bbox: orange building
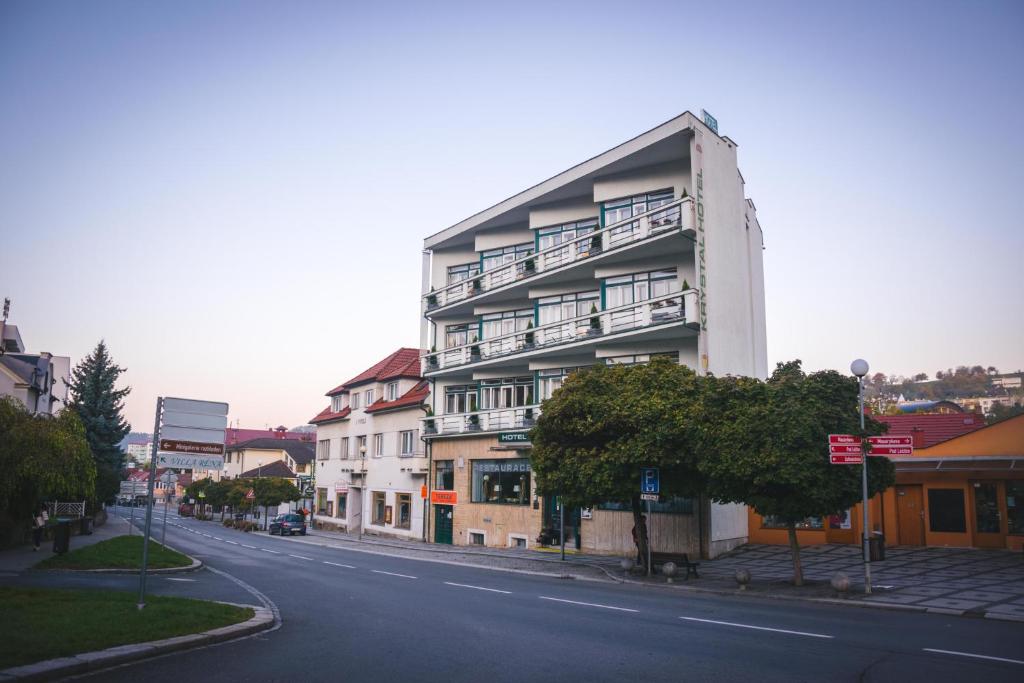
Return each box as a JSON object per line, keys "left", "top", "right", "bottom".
{"left": 749, "top": 413, "right": 1024, "bottom": 551}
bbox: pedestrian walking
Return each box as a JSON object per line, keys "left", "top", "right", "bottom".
{"left": 32, "top": 504, "right": 49, "bottom": 550}
{"left": 631, "top": 513, "right": 647, "bottom": 566}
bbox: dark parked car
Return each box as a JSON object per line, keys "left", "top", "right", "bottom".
{"left": 178, "top": 503, "right": 194, "bottom": 517}
{"left": 269, "top": 513, "right": 306, "bottom": 536}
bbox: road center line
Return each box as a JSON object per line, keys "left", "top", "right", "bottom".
{"left": 923, "top": 648, "right": 1024, "bottom": 665}
{"left": 372, "top": 570, "right": 417, "bottom": 579}
{"left": 241, "top": 544, "right": 257, "bottom": 549}
{"left": 288, "top": 554, "right": 314, "bottom": 561}
{"left": 539, "top": 596, "right": 638, "bottom": 612}
{"left": 324, "top": 561, "right": 356, "bottom": 569}
{"left": 444, "top": 582, "right": 511, "bottom": 594}
{"left": 225, "top": 540, "right": 239, "bottom": 545}
{"left": 261, "top": 549, "right": 281, "bottom": 554}
{"left": 679, "top": 616, "right": 833, "bottom": 639}
{"left": 165, "top": 577, "right": 196, "bottom": 582}
{"left": 212, "top": 537, "right": 223, "bottom": 541}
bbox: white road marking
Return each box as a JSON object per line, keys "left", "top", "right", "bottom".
{"left": 212, "top": 537, "right": 223, "bottom": 541}
{"left": 539, "top": 596, "right": 638, "bottom": 613}
{"left": 201, "top": 534, "right": 212, "bottom": 538}
{"left": 372, "top": 570, "right": 417, "bottom": 579}
{"left": 288, "top": 554, "right": 314, "bottom": 561}
{"left": 165, "top": 577, "right": 196, "bottom": 582}
{"left": 261, "top": 549, "right": 281, "bottom": 555}
{"left": 241, "top": 544, "right": 257, "bottom": 549}
{"left": 679, "top": 617, "right": 833, "bottom": 639}
{"left": 324, "top": 561, "right": 356, "bottom": 569}
{"left": 225, "top": 540, "right": 239, "bottom": 545}
{"left": 923, "top": 648, "right": 1024, "bottom": 665}
{"left": 444, "top": 581, "right": 511, "bottom": 594}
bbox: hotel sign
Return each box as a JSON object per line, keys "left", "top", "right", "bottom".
{"left": 497, "top": 432, "right": 531, "bottom": 445}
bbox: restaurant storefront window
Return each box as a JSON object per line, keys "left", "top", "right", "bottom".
{"left": 1006, "top": 481, "right": 1024, "bottom": 535}
{"left": 435, "top": 460, "right": 454, "bottom": 490}
{"left": 471, "top": 459, "right": 531, "bottom": 505}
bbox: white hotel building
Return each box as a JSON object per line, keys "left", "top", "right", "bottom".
{"left": 420, "top": 112, "right": 767, "bottom": 557}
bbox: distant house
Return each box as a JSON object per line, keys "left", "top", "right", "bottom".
{"left": 895, "top": 399, "right": 964, "bottom": 414}
{"left": 191, "top": 425, "right": 314, "bottom": 482}
{"left": 223, "top": 437, "right": 315, "bottom": 482}
{"left": 0, "top": 315, "right": 71, "bottom": 416}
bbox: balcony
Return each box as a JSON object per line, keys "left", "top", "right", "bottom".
{"left": 424, "top": 289, "right": 698, "bottom": 376}
{"left": 422, "top": 404, "right": 540, "bottom": 439}
{"left": 424, "top": 197, "right": 694, "bottom": 314}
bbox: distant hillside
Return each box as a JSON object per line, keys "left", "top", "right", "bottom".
{"left": 865, "top": 366, "right": 1022, "bottom": 402}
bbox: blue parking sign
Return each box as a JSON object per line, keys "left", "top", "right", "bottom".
{"left": 641, "top": 467, "right": 660, "bottom": 494}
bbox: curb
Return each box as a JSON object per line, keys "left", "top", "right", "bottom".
{"left": 0, "top": 604, "right": 272, "bottom": 681}
{"left": 34, "top": 541, "right": 203, "bottom": 575}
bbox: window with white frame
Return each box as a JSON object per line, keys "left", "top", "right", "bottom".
{"left": 331, "top": 395, "right": 346, "bottom": 412}
{"left": 316, "top": 439, "right": 331, "bottom": 461}
{"left": 481, "top": 309, "right": 533, "bottom": 340}
{"left": 400, "top": 430, "right": 415, "bottom": 456}
{"left": 351, "top": 392, "right": 361, "bottom": 410}
{"left": 538, "top": 367, "right": 590, "bottom": 401}
{"left": 603, "top": 269, "right": 679, "bottom": 308}
{"left": 447, "top": 262, "right": 480, "bottom": 284}
{"left": 365, "top": 388, "right": 375, "bottom": 406}
{"left": 604, "top": 351, "right": 680, "bottom": 367}
{"left": 445, "top": 322, "right": 475, "bottom": 349}
{"left": 537, "top": 217, "right": 598, "bottom": 254}
{"left": 340, "top": 437, "right": 349, "bottom": 459}
{"left": 601, "top": 189, "right": 674, "bottom": 244}
{"left": 479, "top": 377, "right": 533, "bottom": 409}
{"left": 386, "top": 381, "right": 399, "bottom": 401}
{"left": 373, "top": 433, "right": 383, "bottom": 457}
{"left": 356, "top": 435, "right": 367, "bottom": 457}
{"left": 445, "top": 385, "right": 477, "bottom": 414}
{"left": 481, "top": 242, "right": 533, "bottom": 272}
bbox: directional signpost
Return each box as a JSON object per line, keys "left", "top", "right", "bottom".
{"left": 139, "top": 396, "right": 228, "bottom": 610}
{"left": 640, "top": 467, "right": 659, "bottom": 576}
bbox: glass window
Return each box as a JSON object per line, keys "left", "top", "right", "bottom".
{"left": 605, "top": 351, "right": 680, "bottom": 367}
{"left": 604, "top": 269, "right": 679, "bottom": 309}
{"left": 396, "top": 493, "right": 412, "bottom": 529}
{"left": 400, "top": 430, "right": 415, "bottom": 455}
{"left": 445, "top": 322, "right": 475, "bottom": 349}
{"left": 356, "top": 435, "right": 367, "bottom": 457}
{"left": 481, "top": 309, "right": 533, "bottom": 340}
{"left": 350, "top": 392, "right": 361, "bottom": 410}
{"left": 1007, "top": 481, "right": 1024, "bottom": 535}
{"left": 447, "top": 262, "right": 480, "bottom": 284}
{"left": 481, "top": 243, "right": 533, "bottom": 272}
{"left": 372, "top": 492, "right": 386, "bottom": 525}
{"left": 471, "top": 458, "right": 531, "bottom": 504}
{"left": 762, "top": 515, "right": 824, "bottom": 530}
{"left": 435, "top": 461, "right": 454, "bottom": 490}
{"left": 336, "top": 493, "right": 346, "bottom": 519}
{"left": 316, "top": 488, "right": 327, "bottom": 515}
{"left": 365, "top": 389, "right": 375, "bottom": 405}
{"left": 470, "top": 532, "right": 485, "bottom": 545}
{"left": 331, "top": 395, "right": 345, "bottom": 412}
{"left": 602, "top": 189, "right": 674, "bottom": 244}
{"left": 480, "top": 377, "right": 533, "bottom": 409}
{"left": 928, "top": 488, "right": 967, "bottom": 533}
{"left": 340, "top": 437, "right": 349, "bottom": 459}
{"left": 537, "top": 218, "right": 598, "bottom": 254}
{"left": 387, "top": 382, "right": 399, "bottom": 401}
{"left": 538, "top": 367, "right": 590, "bottom": 401}
{"left": 537, "top": 290, "right": 600, "bottom": 330}
{"left": 326, "top": 500, "right": 334, "bottom": 517}
{"left": 374, "top": 433, "right": 383, "bottom": 457}
{"left": 317, "top": 439, "right": 331, "bottom": 460}
{"left": 445, "top": 385, "right": 477, "bottom": 414}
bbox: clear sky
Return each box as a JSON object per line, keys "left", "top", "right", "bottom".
{"left": 2, "top": 0, "right": 1021, "bottom": 432}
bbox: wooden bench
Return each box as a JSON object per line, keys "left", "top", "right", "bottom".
{"left": 652, "top": 552, "right": 700, "bottom": 579}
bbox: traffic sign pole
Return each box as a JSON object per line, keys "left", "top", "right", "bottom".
{"left": 138, "top": 396, "right": 163, "bottom": 610}
{"left": 859, "top": 381, "right": 871, "bottom": 596}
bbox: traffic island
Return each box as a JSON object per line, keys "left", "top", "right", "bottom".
{"left": 34, "top": 534, "right": 199, "bottom": 573}
{"left": 0, "top": 587, "right": 268, "bottom": 679}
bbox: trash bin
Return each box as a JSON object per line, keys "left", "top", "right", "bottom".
{"left": 53, "top": 519, "right": 72, "bottom": 554}
{"left": 79, "top": 517, "right": 94, "bottom": 535}
{"left": 869, "top": 532, "right": 885, "bottom": 561}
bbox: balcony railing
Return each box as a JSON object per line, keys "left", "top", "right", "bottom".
{"left": 424, "top": 197, "right": 693, "bottom": 311}
{"left": 422, "top": 404, "right": 541, "bottom": 437}
{"left": 424, "top": 289, "right": 696, "bottom": 373}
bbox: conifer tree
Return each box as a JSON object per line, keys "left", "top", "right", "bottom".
{"left": 67, "top": 341, "right": 131, "bottom": 502}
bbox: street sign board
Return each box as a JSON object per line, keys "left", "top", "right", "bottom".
{"left": 159, "top": 425, "right": 226, "bottom": 445}
{"left": 159, "top": 439, "right": 225, "bottom": 456}
{"left": 431, "top": 490, "right": 458, "bottom": 505}
{"left": 498, "top": 432, "right": 530, "bottom": 444}
{"left": 245, "top": 488, "right": 255, "bottom": 500}
{"left": 829, "top": 444, "right": 862, "bottom": 455}
{"left": 302, "top": 485, "right": 315, "bottom": 497}
{"left": 641, "top": 467, "right": 660, "bottom": 494}
{"left": 162, "top": 397, "right": 229, "bottom": 416}
{"left": 640, "top": 493, "right": 659, "bottom": 501}
{"left": 866, "top": 435, "right": 913, "bottom": 457}
{"left": 829, "top": 434, "right": 861, "bottom": 445}
{"left": 830, "top": 454, "right": 863, "bottom": 465}
{"left": 156, "top": 452, "right": 224, "bottom": 470}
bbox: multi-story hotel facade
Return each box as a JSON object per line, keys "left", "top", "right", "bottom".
{"left": 310, "top": 349, "right": 430, "bottom": 540}
{"left": 420, "top": 112, "right": 767, "bottom": 558}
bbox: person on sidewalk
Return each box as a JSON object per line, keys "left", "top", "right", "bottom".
{"left": 32, "top": 504, "right": 49, "bottom": 550}
{"left": 631, "top": 514, "right": 647, "bottom": 566}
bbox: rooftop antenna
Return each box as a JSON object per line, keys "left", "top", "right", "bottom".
{"left": 0, "top": 297, "right": 9, "bottom": 356}
{"left": 2, "top": 298, "right": 9, "bottom": 322}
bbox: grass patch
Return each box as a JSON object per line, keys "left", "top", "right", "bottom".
{"left": 35, "top": 535, "right": 191, "bottom": 570}
{"left": 0, "top": 586, "right": 253, "bottom": 669}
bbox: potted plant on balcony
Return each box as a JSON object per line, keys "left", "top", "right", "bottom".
{"left": 423, "top": 406, "right": 436, "bottom": 434}
{"left": 523, "top": 257, "right": 536, "bottom": 277}
{"left": 470, "top": 336, "right": 481, "bottom": 362}
{"left": 522, "top": 407, "right": 535, "bottom": 428}
{"left": 427, "top": 345, "right": 439, "bottom": 369}
{"left": 682, "top": 279, "right": 690, "bottom": 290}
{"left": 467, "top": 413, "right": 481, "bottom": 431}
{"left": 471, "top": 277, "right": 482, "bottom": 294}
{"left": 426, "top": 287, "right": 438, "bottom": 309}
{"left": 589, "top": 233, "right": 602, "bottom": 256}
{"left": 588, "top": 304, "right": 602, "bottom": 336}
{"left": 523, "top": 321, "right": 535, "bottom": 350}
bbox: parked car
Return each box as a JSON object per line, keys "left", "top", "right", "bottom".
{"left": 178, "top": 503, "right": 194, "bottom": 517}
{"left": 269, "top": 513, "right": 306, "bottom": 536}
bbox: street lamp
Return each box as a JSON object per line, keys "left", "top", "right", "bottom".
{"left": 256, "top": 461, "right": 263, "bottom": 530}
{"left": 851, "top": 358, "right": 871, "bottom": 595}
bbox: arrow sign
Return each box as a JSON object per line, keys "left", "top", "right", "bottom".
{"left": 867, "top": 436, "right": 912, "bottom": 446}
{"left": 867, "top": 446, "right": 913, "bottom": 456}
{"left": 245, "top": 488, "right": 255, "bottom": 500}
{"left": 829, "top": 444, "right": 863, "bottom": 455}
{"left": 830, "top": 454, "right": 863, "bottom": 464}
{"left": 829, "top": 434, "right": 861, "bottom": 445}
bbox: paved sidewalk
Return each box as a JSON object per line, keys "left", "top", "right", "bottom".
{"left": 0, "top": 513, "right": 131, "bottom": 574}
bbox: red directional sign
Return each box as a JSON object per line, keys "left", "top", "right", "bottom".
{"left": 829, "top": 434, "right": 861, "bottom": 445}
{"left": 829, "top": 444, "right": 863, "bottom": 455}
{"left": 830, "top": 454, "right": 863, "bottom": 465}
{"left": 866, "top": 435, "right": 913, "bottom": 457}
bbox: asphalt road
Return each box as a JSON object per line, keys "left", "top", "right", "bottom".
{"left": 57, "top": 510, "right": 1024, "bottom": 682}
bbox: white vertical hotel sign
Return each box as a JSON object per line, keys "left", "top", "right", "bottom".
{"left": 156, "top": 397, "right": 229, "bottom": 470}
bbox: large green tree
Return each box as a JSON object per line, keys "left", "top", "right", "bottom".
{"left": 67, "top": 341, "right": 131, "bottom": 503}
{"left": 699, "top": 361, "right": 895, "bottom": 585}
{"left": 0, "top": 397, "right": 96, "bottom": 545}
{"left": 530, "top": 358, "right": 707, "bottom": 568}
{"left": 254, "top": 477, "right": 301, "bottom": 528}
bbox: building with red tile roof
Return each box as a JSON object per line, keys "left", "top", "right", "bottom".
{"left": 875, "top": 412, "right": 986, "bottom": 449}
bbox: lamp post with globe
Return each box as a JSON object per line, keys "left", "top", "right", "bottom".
{"left": 851, "top": 358, "right": 872, "bottom": 595}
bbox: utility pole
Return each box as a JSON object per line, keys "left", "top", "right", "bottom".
{"left": 137, "top": 397, "right": 163, "bottom": 610}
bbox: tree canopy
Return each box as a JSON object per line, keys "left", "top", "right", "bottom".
{"left": 67, "top": 341, "right": 130, "bottom": 502}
